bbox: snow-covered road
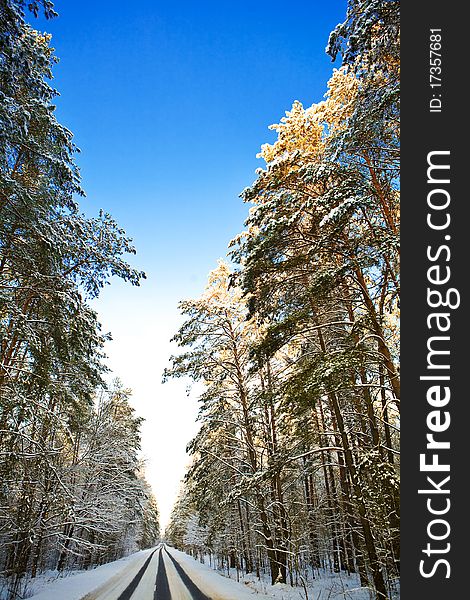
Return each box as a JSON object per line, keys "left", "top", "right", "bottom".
{"left": 61, "top": 545, "right": 273, "bottom": 600}
{"left": 27, "top": 544, "right": 375, "bottom": 600}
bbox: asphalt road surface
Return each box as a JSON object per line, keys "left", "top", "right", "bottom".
{"left": 82, "top": 545, "right": 214, "bottom": 600}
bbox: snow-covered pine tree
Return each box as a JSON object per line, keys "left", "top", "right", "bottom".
{"left": 0, "top": 3, "right": 156, "bottom": 597}
{"left": 164, "top": 262, "right": 294, "bottom": 585}
{"left": 168, "top": 2, "right": 399, "bottom": 598}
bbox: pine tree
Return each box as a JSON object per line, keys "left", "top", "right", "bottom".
{"left": 168, "top": 2, "right": 400, "bottom": 598}
{"left": 0, "top": 4, "right": 155, "bottom": 596}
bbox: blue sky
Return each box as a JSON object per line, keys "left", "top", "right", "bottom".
{"left": 36, "top": 0, "right": 346, "bottom": 527}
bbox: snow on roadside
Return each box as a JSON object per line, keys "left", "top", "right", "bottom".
{"left": 168, "top": 546, "right": 390, "bottom": 600}
{"left": 25, "top": 547, "right": 155, "bottom": 600}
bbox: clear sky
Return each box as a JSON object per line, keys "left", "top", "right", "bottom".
{"left": 37, "top": 0, "right": 346, "bottom": 530}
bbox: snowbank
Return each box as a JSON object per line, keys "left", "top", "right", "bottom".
{"left": 168, "top": 547, "right": 393, "bottom": 600}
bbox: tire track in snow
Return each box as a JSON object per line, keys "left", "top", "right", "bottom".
{"left": 163, "top": 546, "right": 212, "bottom": 600}
{"left": 115, "top": 548, "right": 158, "bottom": 600}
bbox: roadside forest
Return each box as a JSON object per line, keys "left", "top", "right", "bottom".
{"left": 164, "top": 1, "right": 400, "bottom": 599}
{"left": 0, "top": 2, "right": 159, "bottom": 598}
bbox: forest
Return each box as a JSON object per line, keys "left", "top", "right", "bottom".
{"left": 0, "top": 2, "right": 159, "bottom": 599}
{"left": 1, "top": 0, "right": 399, "bottom": 599}
{"left": 164, "top": 1, "right": 400, "bottom": 600}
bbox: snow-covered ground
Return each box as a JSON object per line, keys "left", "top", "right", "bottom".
{"left": 170, "top": 548, "right": 395, "bottom": 600}
{"left": 16, "top": 546, "right": 398, "bottom": 600}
